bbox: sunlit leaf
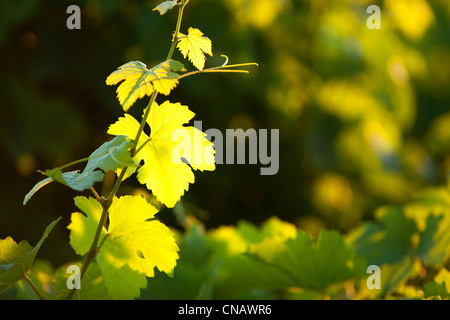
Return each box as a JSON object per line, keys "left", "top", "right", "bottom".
{"left": 142, "top": 224, "right": 216, "bottom": 300}
{"left": 106, "top": 60, "right": 185, "bottom": 111}
{"left": 83, "top": 135, "right": 135, "bottom": 173}
{"left": 177, "top": 27, "right": 213, "bottom": 70}
{"left": 23, "top": 176, "right": 53, "bottom": 205}
{"left": 25, "top": 136, "right": 135, "bottom": 198}
{"left": 108, "top": 100, "right": 215, "bottom": 208}
{"left": 247, "top": 229, "right": 366, "bottom": 291}
{"left": 206, "top": 218, "right": 300, "bottom": 298}
{"left": 349, "top": 195, "right": 450, "bottom": 267}
{"left": 0, "top": 218, "right": 60, "bottom": 294}
{"left": 348, "top": 206, "right": 417, "bottom": 265}
{"left": 415, "top": 214, "right": 450, "bottom": 265}
{"left": 68, "top": 196, "right": 179, "bottom": 299}
{"left": 68, "top": 197, "right": 106, "bottom": 256}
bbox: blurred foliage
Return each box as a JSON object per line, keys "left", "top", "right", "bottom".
{"left": 1, "top": 0, "right": 450, "bottom": 299}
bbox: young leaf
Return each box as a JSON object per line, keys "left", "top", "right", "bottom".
{"left": 24, "top": 169, "right": 98, "bottom": 204}
{"left": 349, "top": 199, "right": 450, "bottom": 267}
{"left": 153, "top": 0, "right": 178, "bottom": 15}
{"left": 0, "top": 217, "right": 60, "bottom": 294}
{"left": 142, "top": 224, "right": 218, "bottom": 300}
{"left": 26, "top": 135, "right": 135, "bottom": 197}
{"left": 23, "top": 176, "right": 53, "bottom": 205}
{"left": 177, "top": 27, "right": 213, "bottom": 70}
{"left": 106, "top": 60, "right": 185, "bottom": 111}
{"left": 348, "top": 206, "right": 418, "bottom": 265}
{"left": 108, "top": 100, "right": 215, "bottom": 208}
{"left": 423, "top": 268, "right": 450, "bottom": 299}
{"left": 43, "top": 169, "right": 104, "bottom": 192}
{"left": 68, "top": 196, "right": 179, "bottom": 299}
{"left": 68, "top": 197, "right": 107, "bottom": 256}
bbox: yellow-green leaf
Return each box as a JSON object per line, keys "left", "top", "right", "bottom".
{"left": 68, "top": 196, "right": 179, "bottom": 299}
{"left": 153, "top": 0, "right": 178, "bottom": 15}
{"left": 68, "top": 197, "right": 107, "bottom": 256}
{"left": 0, "top": 218, "right": 60, "bottom": 294}
{"left": 106, "top": 60, "right": 184, "bottom": 112}
{"left": 108, "top": 100, "right": 215, "bottom": 208}
{"left": 177, "top": 27, "right": 213, "bottom": 70}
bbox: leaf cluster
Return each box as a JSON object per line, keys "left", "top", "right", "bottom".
{"left": 12, "top": 0, "right": 255, "bottom": 300}
{"left": 141, "top": 187, "right": 450, "bottom": 300}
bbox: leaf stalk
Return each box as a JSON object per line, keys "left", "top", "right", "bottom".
{"left": 24, "top": 274, "right": 45, "bottom": 300}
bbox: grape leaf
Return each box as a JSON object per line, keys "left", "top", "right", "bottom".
{"left": 405, "top": 187, "right": 450, "bottom": 265}
{"left": 68, "top": 197, "right": 107, "bottom": 256}
{"left": 0, "top": 217, "right": 60, "bottom": 294}
{"left": 423, "top": 268, "right": 450, "bottom": 299}
{"left": 247, "top": 230, "right": 366, "bottom": 292}
{"left": 68, "top": 196, "right": 179, "bottom": 299}
{"left": 206, "top": 218, "right": 300, "bottom": 298}
{"left": 0, "top": 239, "right": 31, "bottom": 268}
{"left": 24, "top": 136, "right": 135, "bottom": 202}
{"left": 13, "top": 260, "right": 56, "bottom": 300}
{"left": 106, "top": 60, "right": 185, "bottom": 111}
{"left": 348, "top": 206, "right": 418, "bottom": 265}
{"left": 349, "top": 197, "right": 450, "bottom": 267}
{"left": 177, "top": 27, "right": 213, "bottom": 70}
{"left": 415, "top": 214, "right": 450, "bottom": 265}
{"left": 153, "top": 0, "right": 178, "bottom": 15}
{"left": 108, "top": 100, "right": 215, "bottom": 208}
{"left": 83, "top": 135, "right": 136, "bottom": 173}
{"left": 205, "top": 218, "right": 364, "bottom": 297}
{"left": 142, "top": 223, "right": 218, "bottom": 300}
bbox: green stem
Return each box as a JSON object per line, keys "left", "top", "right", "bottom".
{"left": 166, "top": 2, "right": 186, "bottom": 61}
{"left": 134, "top": 137, "right": 152, "bottom": 157}
{"left": 131, "top": 2, "right": 186, "bottom": 156}
{"left": 178, "top": 58, "right": 259, "bottom": 80}
{"left": 66, "top": 3, "right": 188, "bottom": 300}
{"left": 98, "top": 233, "right": 110, "bottom": 251}
{"left": 24, "top": 274, "right": 44, "bottom": 300}
{"left": 90, "top": 186, "right": 101, "bottom": 202}
{"left": 130, "top": 92, "right": 158, "bottom": 157}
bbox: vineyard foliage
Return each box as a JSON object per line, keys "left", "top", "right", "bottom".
{"left": 3, "top": 186, "right": 450, "bottom": 299}
{"left": 1, "top": 0, "right": 450, "bottom": 300}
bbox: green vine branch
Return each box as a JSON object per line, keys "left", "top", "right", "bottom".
{"left": 65, "top": 2, "right": 187, "bottom": 300}
{"left": 24, "top": 274, "right": 44, "bottom": 300}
